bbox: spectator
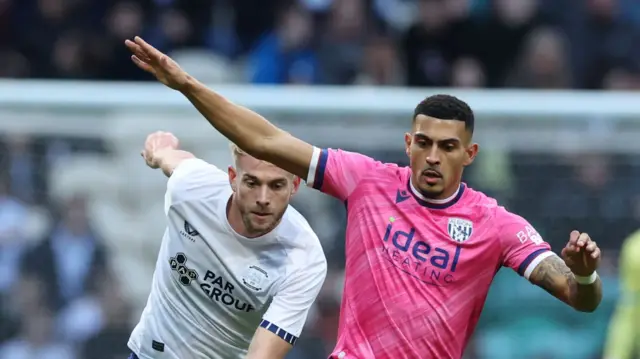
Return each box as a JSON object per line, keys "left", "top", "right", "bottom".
{"left": 316, "top": 0, "right": 368, "bottom": 85}
{"left": 451, "top": 56, "right": 487, "bottom": 88}
{"left": 354, "top": 34, "right": 403, "bottom": 85}
{"left": 401, "top": 0, "right": 458, "bottom": 87}
{"left": 247, "top": 3, "right": 317, "bottom": 84}
{"left": 21, "top": 194, "right": 108, "bottom": 312}
{"left": 0, "top": 308, "right": 75, "bottom": 359}
{"left": 564, "top": 0, "right": 640, "bottom": 89}
{"left": 506, "top": 26, "right": 572, "bottom": 89}
{"left": 78, "top": 274, "right": 132, "bottom": 359}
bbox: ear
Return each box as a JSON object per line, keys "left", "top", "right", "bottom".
{"left": 404, "top": 132, "right": 412, "bottom": 158}
{"left": 228, "top": 166, "right": 238, "bottom": 192}
{"left": 463, "top": 143, "right": 479, "bottom": 166}
{"left": 290, "top": 176, "right": 301, "bottom": 196}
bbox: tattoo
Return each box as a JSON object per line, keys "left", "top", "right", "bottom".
{"left": 530, "top": 255, "right": 575, "bottom": 300}
{"left": 529, "top": 255, "right": 602, "bottom": 312}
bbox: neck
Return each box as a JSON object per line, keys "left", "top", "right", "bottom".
{"left": 409, "top": 179, "right": 462, "bottom": 203}
{"left": 226, "top": 196, "right": 252, "bottom": 237}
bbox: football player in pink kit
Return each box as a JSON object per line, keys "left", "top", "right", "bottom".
{"left": 126, "top": 36, "right": 603, "bottom": 359}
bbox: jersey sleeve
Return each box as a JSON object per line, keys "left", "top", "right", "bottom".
{"left": 496, "top": 207, "right": 553, "bottom": 280}
{"left": 261, "top": 246, "right": 327, "bottom": 345}
{"left": 603, "top": 233, "right": 640, "bottom": 359}
{"left": 164, "top": 158, "right": 228, "bottom": 214}
{"left": 305, "top": 147, "right": 386, "bottom": 201}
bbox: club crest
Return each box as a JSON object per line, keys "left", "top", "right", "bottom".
{"left": 242, "top": 265, "right": 269, "bottom": 291}
{"left": 447, "top": 218, "right": 473, "bottom": 243}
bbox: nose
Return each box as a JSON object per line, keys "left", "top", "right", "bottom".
{"left": 426, "top": 145, "right": 441, "bottom": 166}
{"left": 256, "top": 186, "right": 271, "bottom": 207}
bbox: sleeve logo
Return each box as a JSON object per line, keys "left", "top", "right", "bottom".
{"left": 516, "top": 226, "right": 543, "bottom": 245}
{"left": 447, "top": 218, "right": 474, "bottom": 243}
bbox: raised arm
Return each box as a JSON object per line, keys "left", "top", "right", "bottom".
{"left": 141, "top": 131, "right": 195, "bottom": 177}
{"left": 528, "top": 231, "right": 602, "bottom": 312}
{"left": 126, "top": 36, "right": 314, "bottom": 180}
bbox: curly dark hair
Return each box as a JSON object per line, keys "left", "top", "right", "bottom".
{"left": 413, "top": 94, "right": 475, "bottom": 134}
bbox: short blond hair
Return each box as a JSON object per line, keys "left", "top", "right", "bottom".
{"left": 229, "top": 142, "right": 246, "bottom": 167}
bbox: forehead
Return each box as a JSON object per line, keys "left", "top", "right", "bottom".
{"left": 236, "top": 155, "right": 291, "bottom": 180}
{"left": 412, "top": 115, "right": 467, "bottom": 140}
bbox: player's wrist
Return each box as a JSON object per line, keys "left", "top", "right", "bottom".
{"left": 179, "top": 74, "right": 199, "bottom": 94}
{"left": 573, "top": 271, "right": 598, "bottom": 285}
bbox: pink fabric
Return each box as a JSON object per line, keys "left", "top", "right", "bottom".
{"left": 308, "top": 149, "right": 551, "bottom": 359}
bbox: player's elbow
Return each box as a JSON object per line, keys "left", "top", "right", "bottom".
{"left": 571, "top": 289, "right": 602, "bottom": 313}
{"left": 573, "top": 299, "right": 601, "bottom": 313}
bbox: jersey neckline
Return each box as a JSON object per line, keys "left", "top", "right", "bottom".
{"left": 407, "top": 179, "right": 466, "bottom": 209}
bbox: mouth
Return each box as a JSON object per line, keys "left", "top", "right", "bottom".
{"left": 421, "top": 170, "right": 442, "bottom": 185}
{"left": 251, "top": 212, "right": 272, "bottom": 220}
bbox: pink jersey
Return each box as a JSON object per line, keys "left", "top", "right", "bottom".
{"left": 306, "top": 148, "right": 554, "bottom": 359}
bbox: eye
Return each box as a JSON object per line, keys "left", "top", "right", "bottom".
{"left": 245, "top": 180, "right": 257, "bottom": 188}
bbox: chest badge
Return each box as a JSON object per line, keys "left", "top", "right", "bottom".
{"left": 447, "top": 218, "right": 473, "bottom": 243}
{"left": 242, "top": 265, "right": 269, "bottom": 291}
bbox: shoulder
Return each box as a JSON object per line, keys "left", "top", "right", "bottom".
{"left": 166, "top": 159, "right": 230, "bottom": 206}
{"left": 457, "top": 185, "right": 502, "bottom": 217}
{"left": 276, "top": 207, "right": 326, "bottom": 270}
{"left": 277, "top": 207, "right": 323, "bottom": 253}
{"left": 458, "top": 186, "right": 532, "bottom": 232}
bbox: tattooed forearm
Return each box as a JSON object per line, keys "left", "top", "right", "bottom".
{"left": 529, "top": 255, "right": 602, "bottom": 312}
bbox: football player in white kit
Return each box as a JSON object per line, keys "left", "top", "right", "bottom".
{"left": 127, "top": 131, "right": 327, "bottom": 359}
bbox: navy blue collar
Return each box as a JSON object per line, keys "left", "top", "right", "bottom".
{"left": 406, "top": 179, "right": 466, "bottom": 209}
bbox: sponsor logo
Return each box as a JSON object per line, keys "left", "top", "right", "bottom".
{"left": 200, "top": 270, "right": 255, "bottom": 312}
{"left": 381, "top": 217, "right": 461, "bottom": 286}
{"left": 180, "top": 221, "right": 199, "bottom": 242}
{"left": 169, "top": 253, "right": 199, "bottom": 286}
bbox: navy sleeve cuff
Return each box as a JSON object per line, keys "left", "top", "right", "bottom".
{"left": 259, "top": 319, "right": 298, "bottom": 345}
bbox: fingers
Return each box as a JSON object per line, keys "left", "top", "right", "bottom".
{"left": 583, "top": 238, "right": 600, "bottom": 260}
{"left": 566, "top": 230, "right": 601, "bottom": 258}
{"left": 125, "top": 40, "right": 151, "bottom": 62}
{"left": 131, "top": 55, "right": 156, "bottom": 75}
{"left": 568, "top": 230, "right": 580, "bottom": 245}
{"left": 134, "top": 36, "right": 164, "bottom": 62}
{"left": 575, "top": 232, "right": 590, "bottom": 248}
{"left": 566, "top": 231, "right": 590, "bottom": 251}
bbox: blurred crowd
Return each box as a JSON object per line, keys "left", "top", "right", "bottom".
{"left": 1, "top": 0, "right": 640, "bottom": 89}
{"left": 1, "top": 0, "right": 639, "bottom": 358}
{"left": 0, "top": 134, "right": 630, "bottom": 359}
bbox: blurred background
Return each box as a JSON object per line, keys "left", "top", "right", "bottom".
{"left": 0, "top": 0, "right": 639, "bottom": 358}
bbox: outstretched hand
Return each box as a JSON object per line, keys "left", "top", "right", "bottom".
{"left": 141, "top": 131, "right": 180, "bottom": 169}
{"left": 125, "top": 36, "right": 189, "bottom": 91}
{"left": 560, "top": 230, "right": 601, "bottom": 277}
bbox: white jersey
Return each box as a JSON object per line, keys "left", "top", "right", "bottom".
{"left": 128, "top": 159, "right": 327, "bottom": 359}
